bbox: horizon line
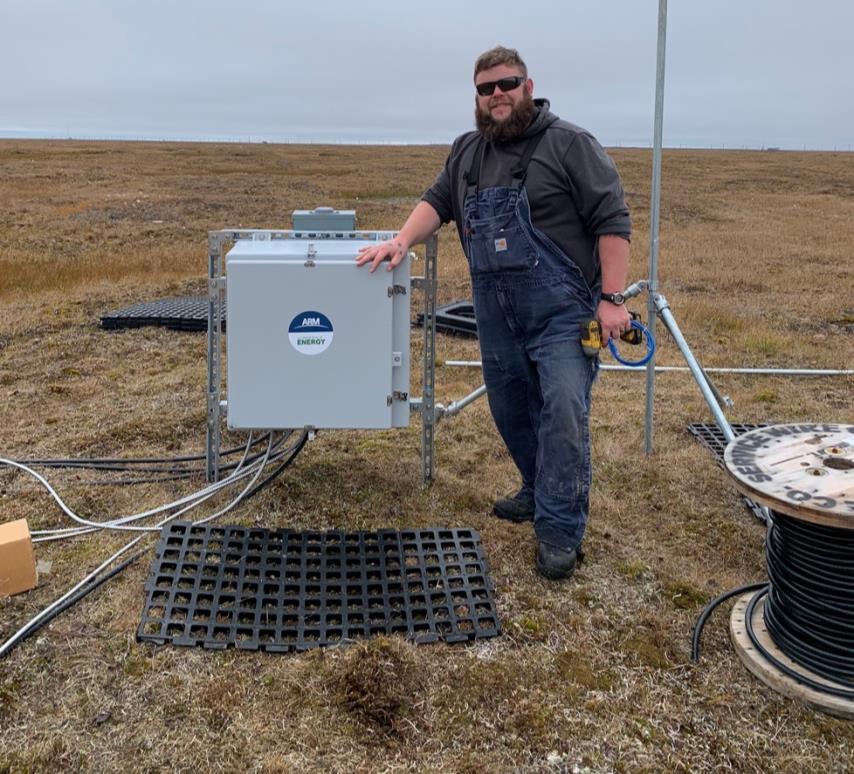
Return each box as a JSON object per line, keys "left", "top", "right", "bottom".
{"left": 0, "top": 130, "right": 850, "bottom": 153}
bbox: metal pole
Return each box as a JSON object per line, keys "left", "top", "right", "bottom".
{"left": 645, "top": 0, "right": 668, "bottom": 455}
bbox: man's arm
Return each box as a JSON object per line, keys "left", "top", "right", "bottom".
{"left": 355, "top": 201, "right": 442, "bottom": 273}
{"left": 596, "top": 234, "right": 632, "bottom": 344}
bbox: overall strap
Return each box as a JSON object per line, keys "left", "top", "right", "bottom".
{"left": 463, "top": 130, "right": 550, "bottom": 197}
{"left": 509, "top": 129, "right": 547, "bottom": 191}
{"left": 463, "top": 137, "right": 485, "bottom": 199}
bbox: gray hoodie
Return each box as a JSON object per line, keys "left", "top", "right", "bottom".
{"left": 421, "top": 98, "right": 631, "bottom": 286}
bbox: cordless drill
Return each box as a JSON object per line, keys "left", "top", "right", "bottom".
{"left": 580, "top": 311, "right": 643, "bottom": 357}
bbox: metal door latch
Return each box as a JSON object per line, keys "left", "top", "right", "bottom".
{"left": 305, "top": 243, "right": 317, "bottom": 267}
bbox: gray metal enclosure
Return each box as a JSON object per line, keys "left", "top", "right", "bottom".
{"left": 226, "top": 236, "right": 411, "bottom": 430}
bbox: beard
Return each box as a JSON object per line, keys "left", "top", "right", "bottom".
{"left": 475, "top": 90, "right": 536, "bottom": 143}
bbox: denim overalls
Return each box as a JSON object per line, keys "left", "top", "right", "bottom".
{"left": 463, "top": 135, "right": 600, "bottom": 551}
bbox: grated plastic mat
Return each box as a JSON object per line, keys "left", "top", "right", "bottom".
{"left": 100, "top": 297, "right": 224, "bottom": 332}
{"left": 687, "top": 422, "right": 769, "bottom": 522}
{"left": 137, "top": 521, "right": 501, "bottom": 652}
{"left": 416, "top": 300, "right": 477, "bottom": 338}
{"left": 687, "top": 422, "right": 767, "bottom": 464}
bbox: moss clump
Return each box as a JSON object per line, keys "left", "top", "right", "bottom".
{"left": 663, "top": 579, "right": 707, "bottom": 610}
{"left": 622, "top": 628, "right": 673, "bottom": 670}
{"left": 753, "top": 387, "right": 778, "bottom": 403}
{"left": 554, "top": 652, "right": 617, "bottom": 693}
{"left": 616, "top": 559, "right": 649, "bottom": 581}
{"left": 122, "top": 653, "right": 151, "bottom": 678}
{"left": 329, "top": 637, "right": 421, "bottom": 735}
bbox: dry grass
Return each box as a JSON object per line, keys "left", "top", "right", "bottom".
{"left": 0, "top": 140, "right": 853, "bottom": 773}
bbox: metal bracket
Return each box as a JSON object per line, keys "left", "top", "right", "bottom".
{"left": 387, "top": 391, "right": 409, "bottom": 406}
{"left": 420, "top": 234, "right": 438, "bottom": 484}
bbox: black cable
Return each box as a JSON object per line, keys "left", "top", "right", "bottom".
{"left": 16, "top": 435, "right": 270, "bottom": 468}
{"left": 80, "top": 433, "right": 293, "bottom": 485}
{"left": 693, "top": 508, "right": 854, "bottom": 700}
{"left": 757, "top": 512, "right": 854, "bottom": 690}
{"left": 746, "top": 589, "right": 854, "bottom": 700}
{"left": 691, "top": 581, "right": 768, "bottom": 663}
{"left": 239, "top": 432, "right": 309, "bottom": 502}
{"left": 84, "top": 433, "right": 295, "bottom": 485}
{"left": 1, "top": 549, "right": 146, "bottom": 659}
{"left": 2, "top": 433, "right": 288, "bottom": 488}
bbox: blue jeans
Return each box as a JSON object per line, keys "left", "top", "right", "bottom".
{"left": 472, "top": 268, "right": 597, "bottom": 551}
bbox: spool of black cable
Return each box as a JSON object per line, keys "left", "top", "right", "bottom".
{"left": 724, "top": 423, "right": 854, "bottom": 718}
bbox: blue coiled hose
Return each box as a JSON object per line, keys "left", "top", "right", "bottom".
{"left": 607, "top": 319, "right": 656, "bottom": 366}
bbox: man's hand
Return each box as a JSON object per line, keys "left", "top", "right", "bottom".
{"left": 596, "top": 300, "right": 632, "bottom": 345}
{"left": 355, "top": 238, "right": 409, "bottom": 273}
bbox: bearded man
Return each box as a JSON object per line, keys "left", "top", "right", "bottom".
{"left": 357, "top": 46, "right": 632, "bottom": 580}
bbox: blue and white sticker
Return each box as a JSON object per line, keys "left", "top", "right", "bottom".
{"left": 288, "top": 311, "right": 333, "bottom": 356}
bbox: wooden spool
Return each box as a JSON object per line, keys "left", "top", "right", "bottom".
{"left": 724, "top": 422, "right": 854, "bottom": 528}
{"left": 724, "top": 423, "right": 854, "bottom": 716}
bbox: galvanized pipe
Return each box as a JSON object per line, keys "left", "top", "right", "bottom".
{"left": 645, "top": 0, "right": 669, "bottom": 455}
{"left": 444, "top": 361, "right": 853, "bottom": 377}
{"left": 435, "top": 385, "right": 488, "bottom": 421}
{"left": 654, "top": 295, "right": 736, "bottom": 443}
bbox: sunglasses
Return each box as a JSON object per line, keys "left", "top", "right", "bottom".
{"left": 475, "top": 76, "right": 525, "bottom": 97}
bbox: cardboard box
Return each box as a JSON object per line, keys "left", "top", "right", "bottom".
{"left": 0, "top": 519, "right": 38, "bottom": 597}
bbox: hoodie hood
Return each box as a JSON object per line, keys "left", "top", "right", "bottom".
{"left": 523, "top": 98, "right": 560, "bottom": 139}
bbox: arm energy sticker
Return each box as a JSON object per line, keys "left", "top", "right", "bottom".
{"left": 288, "top": 311, "right": 334, "bottom": 355}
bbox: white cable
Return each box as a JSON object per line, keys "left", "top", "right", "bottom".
{"left": 0, "top": 434, "right": 263, "bottom": 535}
{"left": 28, "top": 432, "right": 261, "bottom": 540}
{"left": 1, "top": 434, "right": 284, "bottom": 658}
{"left": 29, "top": 431, "right": 302, "bottom": 543}
{"left": 2, "top": 457, "right": 252, "bottom": 533}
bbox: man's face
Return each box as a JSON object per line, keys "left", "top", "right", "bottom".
{"left": 474, "top": 64, "right": 535, "bottom": 142}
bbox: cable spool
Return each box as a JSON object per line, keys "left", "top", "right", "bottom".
{"left": 724, "top": 423, "right": 854, "bottom": 718}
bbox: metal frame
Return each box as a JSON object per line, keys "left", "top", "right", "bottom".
{"left": 206, "top": 231, "right": 226, "bottom": 483}
{"left": 205, "top": 229, "right": 440, "bottom": 485}
{"left": 412, "top": 235, "right": 439, "bottom": 483}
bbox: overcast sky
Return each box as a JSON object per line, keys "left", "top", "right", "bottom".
{"left": 1, "top": 0, "right": 852, "bottom": 149}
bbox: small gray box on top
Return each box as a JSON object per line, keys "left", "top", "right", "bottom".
{"left": 292, "top": 207, "right": 356, "bottom": 232}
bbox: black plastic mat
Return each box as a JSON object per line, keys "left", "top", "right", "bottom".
{"left": 137, "top": 521, "right": 500, "bottom": 652}
{"left": 101, "top": 297, "right": 224, "bottom": 331}
{"left": 416, "top": 300, "right": 477, "bottom": 338}
{"left": 687, "top": 422, "right": 769, "bottom": 522}
{"left": 687, "top": 422, "right": 767, "bottom": 464}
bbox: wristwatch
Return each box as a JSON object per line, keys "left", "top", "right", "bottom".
{"left": 600, "top": 292, "right": 626, "bottom": 305}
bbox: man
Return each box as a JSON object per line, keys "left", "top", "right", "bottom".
{"left": 357, "top": 46, "right": 631, "bottom": 580}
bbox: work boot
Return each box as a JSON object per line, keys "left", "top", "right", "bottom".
{"left": 493, "top": 489, "right": 534, "bottom": 523}
{"left": 536, "top": 541, "right": 578, "bottom": 580}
